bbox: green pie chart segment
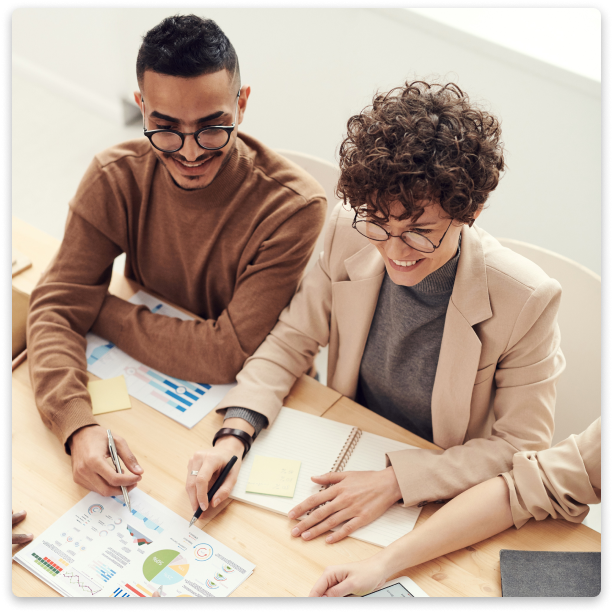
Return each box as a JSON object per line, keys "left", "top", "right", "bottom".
{"left": 143, "top": 550, "right": 190, "bottom": 585}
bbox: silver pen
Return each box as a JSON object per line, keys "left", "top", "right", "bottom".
{"left": 107, "top": 429, "right": 132, "bottom": 512}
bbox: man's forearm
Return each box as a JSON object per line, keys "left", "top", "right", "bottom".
{"left": 91, "top": 294, "right": 248, "bottom": 383}
{"left": 374, "top": 477, "right": 514, "bottom": 577}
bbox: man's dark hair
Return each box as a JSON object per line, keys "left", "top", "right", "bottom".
{"left": 337, "top": 81, "right": 505, "bottom": 225}
{"left": 136, "top": 14, "right": 239, "bottom": 88}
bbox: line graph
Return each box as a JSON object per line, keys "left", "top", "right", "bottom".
{"left": 59, "top": 570, "right": 102, "bottom": 595}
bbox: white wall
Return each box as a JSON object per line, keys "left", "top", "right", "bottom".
{"left": 12, "top": 7, "right": 601, "bottom": 274}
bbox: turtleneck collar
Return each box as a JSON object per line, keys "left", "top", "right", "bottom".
{"left": 410, "top": 235, "right": 462, "bottom": 294}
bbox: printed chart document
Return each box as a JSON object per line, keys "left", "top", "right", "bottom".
{"left": 231, "top": 407, "right": 422, "bottom": 547}
{"left": 85, "top": 290, "right": 235, "bottom": 428}
{"left": 13, "top": 489, "right": 254, "bottom": 598}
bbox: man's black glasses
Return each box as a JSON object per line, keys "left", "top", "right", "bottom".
{"left": 142, "top": 91, "right": 240, "bottom": 153}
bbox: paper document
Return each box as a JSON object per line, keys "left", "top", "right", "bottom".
{"left": 13, "top": 489, "right": 255, "bottom": 598}
{"left": 246, "top": 456, "right": 301, "bottom": 497}
{"left": 85, "top": 291, "right": 236, "bottom": 428}
{"left": 88, "top": 375, "right": 131, "bottom": 415}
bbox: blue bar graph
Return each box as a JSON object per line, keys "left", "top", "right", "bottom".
{"left": 87, "top": 342, "right": 115, "bottom": 366}
{"left": 91, "top": 561, "right": 116, "bottom": 583}
{"left": 174, "top": 378, "right": 206, "bottom": 394}
{"left": 112, "top": 587, "right": 132, "bottom": 597}
{"left": 165, "top": 390, "right": 192, "bottom": 407}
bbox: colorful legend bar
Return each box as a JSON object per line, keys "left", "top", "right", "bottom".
{"left": 31, "top": 553, "right": 63, "bottom": 576}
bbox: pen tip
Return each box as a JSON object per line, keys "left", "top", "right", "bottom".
{"left": 188, "top": 518, "right": 195, "bottom": 528}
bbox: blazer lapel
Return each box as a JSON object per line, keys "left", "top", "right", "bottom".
{"left": 330, "top": 243, "right": 385, "bottom": 398}
{"left": 432, "top": 225, "right": 493, "bottom": 449}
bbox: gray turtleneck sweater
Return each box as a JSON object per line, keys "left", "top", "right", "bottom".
{"left": 355, "top": 244, "right": 460, "bottom": 443}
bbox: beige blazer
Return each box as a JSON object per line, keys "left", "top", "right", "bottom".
{"left": 218, "top": 203, "right": 566, "bottom": 507}
{"left": 500, "top": 418, "right": 601, "bottom": 529}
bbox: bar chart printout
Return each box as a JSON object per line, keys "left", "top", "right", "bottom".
{"left": 84, "top": 291, "right": 236, "bottom": 428}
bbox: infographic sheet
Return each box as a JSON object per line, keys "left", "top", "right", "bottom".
{"left": 85, "top": 291, "right": 235, "bottom": 428}
{"left": 13, "top": 489, "right": 254, "bottom": 598}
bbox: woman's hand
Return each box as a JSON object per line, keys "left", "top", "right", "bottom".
{"left": 185, "top": 437, "right": 244, "bottom": 514}
{"left": 288, "top": 467, "right": 402, "bottom": 543}
{"left": 309, "top": 559, "right": 388, "bottom": 597}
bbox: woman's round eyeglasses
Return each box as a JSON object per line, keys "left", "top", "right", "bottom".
{"left": 352, "top": 212, "right": 453, "bottom": 253}
{"left": 142, "top": 91, "right": 240, "bottom": 153}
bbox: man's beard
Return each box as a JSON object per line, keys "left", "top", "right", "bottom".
{"left": 157, "top": 141, "right": 236, "bottom": 191}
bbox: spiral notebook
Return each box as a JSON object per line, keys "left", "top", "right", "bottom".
{"left": 230, "top": 407, "right": 422, "bottom": 547}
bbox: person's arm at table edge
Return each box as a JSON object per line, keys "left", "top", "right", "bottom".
{"left": 310, "top": 476, "right": 514, "bottom": 597}
{"left": 90, "top": 199, "right": 327, "bottom": 384}
{"left": 311, "top": 418, "right": 602, "bottom": 597}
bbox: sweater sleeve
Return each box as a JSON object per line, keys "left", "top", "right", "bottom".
{"left": 386, "top": 277, "right": 566, "bottom": 507}
{"left": 500, "top": 417, "right": 601, "bottom": 529}
{"left": 26, "top": 210, "right": 123, "bottom": 450}
{"left": 90, "top": 199, "right": 327, "bottom": 384}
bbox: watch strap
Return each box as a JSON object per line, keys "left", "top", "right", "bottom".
{"left": 212, "top": 428, "right": 253, "bottom": 459}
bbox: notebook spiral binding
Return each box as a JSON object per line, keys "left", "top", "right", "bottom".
{"left": 306, "top": 427, "right": 362, "bottom": 515}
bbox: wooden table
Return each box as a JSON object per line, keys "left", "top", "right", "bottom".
{"left": 11, "top": 218, "right": 601, "bottom": 597}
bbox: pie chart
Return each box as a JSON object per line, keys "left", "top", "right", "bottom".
{"left": 143, "top": 550, "right": 189, "bottom": 585}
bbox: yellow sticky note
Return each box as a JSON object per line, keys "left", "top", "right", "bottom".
{"left": 246, "top": 456, "right": 301, "bottom": 498}
{"left": 88, "top": 376, "right": 132, "bottom": 415}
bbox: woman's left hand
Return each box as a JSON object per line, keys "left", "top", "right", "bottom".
{"left": 288, "top": 467, "right": 402, "bottom": 543}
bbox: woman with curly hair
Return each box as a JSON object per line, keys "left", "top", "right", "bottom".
{"left": 189, "top": 80, "right": 564, "bottom": 549}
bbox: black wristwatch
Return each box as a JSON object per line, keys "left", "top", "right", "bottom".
{"left": 212, "top": 428, "right": 254, "bottom": 459}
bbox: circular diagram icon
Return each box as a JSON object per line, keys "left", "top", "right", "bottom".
{"left": 193, "top": 543, "right": 213, "bottom": 562}
{"left": 88, "top": 504, "right": 104, "bottom": 515}
{"left": 125, "top": 367, "right": 136, "bottom": 376}
{"left": 143, "top": 550, "right": 190, "bottom": 586}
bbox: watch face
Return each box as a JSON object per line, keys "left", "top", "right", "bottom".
{"left": 363, "top": 583, "right": 414, "bottom": 597}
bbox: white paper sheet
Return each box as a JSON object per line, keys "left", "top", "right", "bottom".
{"left": 85, "top": 290, "right": 235, "bottom": 428}
{"left": 13, "top": 489, "right": 254, "bottom": 598}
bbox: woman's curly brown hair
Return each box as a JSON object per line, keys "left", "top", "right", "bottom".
{"left": 337, "top": 81, "right": 505, "bottom": 224}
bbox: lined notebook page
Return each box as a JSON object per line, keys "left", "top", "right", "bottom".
{"left": 231, "top": 407, "right": 354, "bottom": 515}
{"left": 338, "top": 431, "right": 422, "bottom": 547}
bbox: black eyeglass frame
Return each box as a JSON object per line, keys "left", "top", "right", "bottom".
{"left": 142, "top": 91, "right": 241, "bottom": 153}
{"left": 352, "top": 211, "right": 454, "bottom": 254}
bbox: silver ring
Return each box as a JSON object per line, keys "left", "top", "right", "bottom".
{"left": 190, "top": 470, "right": 199, "bottom": 476}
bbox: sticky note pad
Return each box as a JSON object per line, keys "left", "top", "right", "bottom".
{"left": 88, "top": 376, "right": 132, "bottom": 415}
{"left": 246, "top": 456, "right": 301, "bottom": 498}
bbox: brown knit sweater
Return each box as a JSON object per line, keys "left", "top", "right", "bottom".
{"left": 27, "top": 133, "right": 327, "bottom": 448}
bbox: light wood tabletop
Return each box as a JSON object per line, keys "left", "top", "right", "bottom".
{"left": 11, "top": 217, "right": 601, "bottom": 597}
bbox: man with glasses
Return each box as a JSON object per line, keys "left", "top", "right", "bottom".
{"left": 26, "top": 15, "right": 326, "bottom": 497}
{"left": 192, "top": 81, "right": 564, "bottom": 545}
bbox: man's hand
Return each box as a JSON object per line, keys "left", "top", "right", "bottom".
{"left": 12, "top": 510, "right": 33, "bottom": 545}
{"left": 288, "top": 467, "right": 402, "bottom": 543}
{"left": 186, "top": 437, "right": 244, "bottom": 514}
{"left": 69, "top": 425, "right": 143, "bottom": 496}
{"left": 309, "top": 560, "right": 387, "bottom": 597}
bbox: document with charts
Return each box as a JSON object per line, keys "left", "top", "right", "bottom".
{"left": 85, "top": 290, "right": 235, "bottom": 428}
{"left": 13, "top": 489, "right": 254, "bottom": 598}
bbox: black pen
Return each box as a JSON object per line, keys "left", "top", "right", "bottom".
{"left": 188, "top": 455, "right": 238, "bottom": 527}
